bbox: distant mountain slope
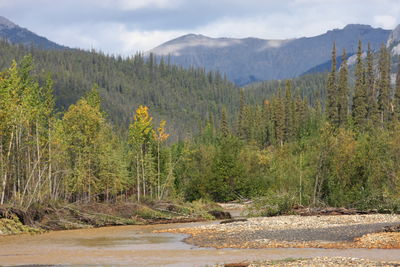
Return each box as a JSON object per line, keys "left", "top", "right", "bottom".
{"left": 388, "top": 24, "right": 400, "bottom": 56}
{"left": 301, "top": 53, "right": 356, "bottom": 76}
{"left": 0, "top": 16, "right": 66, "bottom": 50}
{"left": 150, "top": 24, "right": 391, "bottom": 85}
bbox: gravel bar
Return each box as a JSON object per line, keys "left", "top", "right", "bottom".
{"left": 213, "top": 257, "right": 400, "bottom": 267}
{"left": 158, "top": 214, "right": 400, "bottom": 249}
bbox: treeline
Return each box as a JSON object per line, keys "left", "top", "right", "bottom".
{"left": 0, "top": 40, "right": 239, "bottom": 139}
{"left": 0, "top": 40, "right": 329, "bottom": 140}
{"left": 326, "top": 41, "right": 398, "bottom": 129}
{"left": 245, "top": 72, "right": 327, "bottom": 107}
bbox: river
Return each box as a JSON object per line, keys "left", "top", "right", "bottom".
{"left": 1, "top": 221, "right": 400, "bottom": 266}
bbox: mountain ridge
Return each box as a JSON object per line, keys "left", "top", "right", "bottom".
{"left": 0, "top": 16, "right": 66, "bottom": 50}
{"left": 0, "top": 16, "right": 397, "bottom": 85}
{"left": 150, "top": 24, "right": 391, "bottom": 85}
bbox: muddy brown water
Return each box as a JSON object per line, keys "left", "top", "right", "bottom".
{"left": 1, "top": 221, "right": 400, "bottom": 267}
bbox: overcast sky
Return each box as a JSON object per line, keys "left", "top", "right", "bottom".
{"left": 1, "top": 0, "right": 399, "bottom": 55}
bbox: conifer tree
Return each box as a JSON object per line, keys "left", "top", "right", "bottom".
{"left": 327, "top": 42, "right": 338, "bottom": 126}
{"left": 365, "top": 43, "right": 379, "bottom": 125}
{"left": 262, "top": 99, "right": 272, "bottom": 146}
{"left": 377, "top": 44, "right": 391, "bottom": 125}
{"left": 284, "top": 80, "right": 293, "bottom": 140}
{"left": 237, "top": 90, "right": 246, "bottom": 138}
{"left": 273, "top": 88, "right": 285, "bottom": 146}
{"left": 293, "top": 91, "right": 304, "bottom": 135}
{"left": 352, "top": 40, "right": 367, "bottom": 129}
{"left": 394, "top": 62, "right": 400, "bottom": 121}
{"left": 337, "top": 48, "right": 348, "bottom": 126}
{"left": 220, "top": 106, "right": 229, "bottom": 137}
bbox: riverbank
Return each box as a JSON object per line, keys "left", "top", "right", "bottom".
{"left": 158, "top": 214, "right": 400, "bottom": 249}
{"left": 0, "top": 200, "right": 228, "bottom": 235}
{"left": 215, "top": 257, "right": 400, "bottom": 267}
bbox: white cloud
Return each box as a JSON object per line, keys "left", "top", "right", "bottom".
{"left": 99, "top": 0, "right": 182, "bottom": 10}
{"left": 3, "top": 0, "right": 400, "bottom": 55}
{"left": 373, "top": 15, "right": 397, "bottom": 29}
{"left": 117, "top": 28, "right": 186, "bottom": 55}
{"left": 195, "top": 14, "right": 345, "bottom": 40}
{"left": 45, "top": 22, "right": 186, "bottom": 55}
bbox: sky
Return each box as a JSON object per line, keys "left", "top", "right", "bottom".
{"left": 1, "top": 0, "right": 399, "bottom": 56}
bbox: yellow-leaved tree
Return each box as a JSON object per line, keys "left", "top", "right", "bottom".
{"left": 129, "top": 105, "right": 153, "bottom": 202}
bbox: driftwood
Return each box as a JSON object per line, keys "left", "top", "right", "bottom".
{"left": 208, "top": 210, "right": 232, "bottom": 219}
{"left": 384, "top": 224, "right": 400, "bottom": 232}
{"left": 220, "top": 218, "right": 248, "bottom": 224}
{"left": 223, "top": 263, "right": 249, "bottom": 267}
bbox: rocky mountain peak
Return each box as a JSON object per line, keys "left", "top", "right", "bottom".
{"left": 343, "top": 24, "right": 373, "bottom": 30}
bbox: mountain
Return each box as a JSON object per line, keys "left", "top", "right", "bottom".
{"left": 150, "top": 24, "right": 391, "bottom": 85}
{"left": 0, "top": 16, "right": 66, "bottom": 50}
{"left": 388, "top": 24, "right": 400, "bottom": 56}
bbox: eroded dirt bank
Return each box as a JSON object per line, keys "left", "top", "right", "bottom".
{"left": 0, "top": 201, "right": 228, "bottom": 234}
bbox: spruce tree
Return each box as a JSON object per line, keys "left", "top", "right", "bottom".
{"left": 327, "top": 42, "right": 338, "bottom": 126}
{"left": 263, "top": 99, "right": 272, "bottom": 146}
{"left": 394, "top": 62, "right": 400, "bottom": 121}
{"left": 337, "top": 48, "right": 348, "bottom": 126}
{"left": 352, "top": 40, "right": 367, "bottom": 129}
{"left": 377, "top": 44, "right": 391, "bottom": 125}
{"left": 238, "top": 89, "right": 246, "bottom": 138}
{"left": 273, "top": 88, "right": 285, "bottom": 146}
{"left": 294, "top": 91, "right": 304, "bottom": 135}
{"left": 284, "top": 80, "right": 293, "bottom": 140}
{"left": 365, "top": 43, "right": 379, "bottom": 125}
{"left": 220, "top": 106, "right": 229, "bottom": 137}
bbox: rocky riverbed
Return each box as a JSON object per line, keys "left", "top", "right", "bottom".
{"left": 214, "top": 257, "right": 400, "bottom": 267}
{"left": 157, "top": 214, "right": 400, "bottom": 249}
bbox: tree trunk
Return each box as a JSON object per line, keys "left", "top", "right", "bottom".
{"left": 157, "top": 140, "right": 160, "bottom": 200}
{"left": 299, "top": 153, "right": 303, "bottom": 206}
{"left": 1, "top": 131, "right": 14, "bottom": 205}
{"left": 136, "top": 154, "right": 140, "bottom": 203}
{"left": 141, "top": 149, "right": 146, "bottom": 197}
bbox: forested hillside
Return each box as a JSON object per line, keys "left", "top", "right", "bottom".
{"left": 1, "top": 39, "right": 400, "bottom": 214}
{"left": 0, "top": 41, "right": 238, "bottom": 139}
{"left": 245, "top": 72, "right": 328, "bottom": 107}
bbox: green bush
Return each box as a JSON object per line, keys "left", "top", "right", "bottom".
{"left": 247, "top": 192, "right": 296, "bottom": 217}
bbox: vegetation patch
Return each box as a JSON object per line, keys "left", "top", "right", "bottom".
{"left": 247, "top": 193, "right": 296, "bottom": 217}
{"left": 0, "top": 216, "right": 43, "bottom": 235}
